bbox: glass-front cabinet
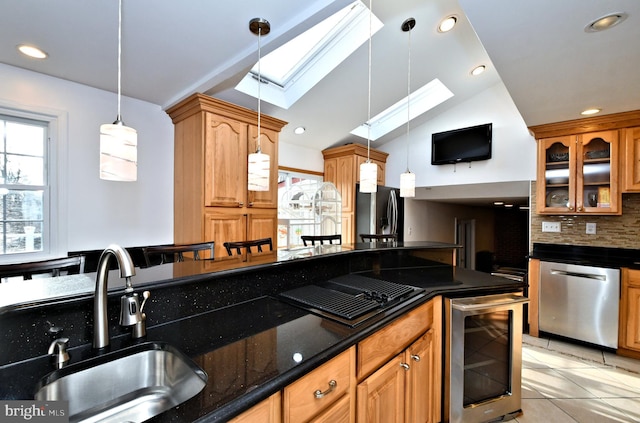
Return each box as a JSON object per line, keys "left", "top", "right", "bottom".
{"left": 537, "top": 130, "right": 620, "bottom": 215}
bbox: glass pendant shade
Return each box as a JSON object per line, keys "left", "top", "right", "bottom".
{"left": 359, "top": 161, "right": 378, "bottom": 193}
{"left": 100, "top": 121, "right": 137, "bottom": 181}
{"left": 400, "top": 171, "right": 415, "bottom": 198}
{"left": 247, "top": 150, "right": 270, "bottom": 191}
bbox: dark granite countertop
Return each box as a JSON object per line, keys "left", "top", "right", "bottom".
{"left": 0, "top": 244, "right": 524, "bottom": 422}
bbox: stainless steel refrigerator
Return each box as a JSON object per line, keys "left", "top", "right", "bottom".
{"left": 355, "top": 185, "right": 404, "bottom": 242}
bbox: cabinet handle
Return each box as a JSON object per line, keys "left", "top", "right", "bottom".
{"left": 400, "top": 362, "right": 410, "bottom": 371}
{"left": 314, "top": 380, "right": 337, "bottom": 399}
{"left": 410, "top": 354, "right": 421, "bottom": 362}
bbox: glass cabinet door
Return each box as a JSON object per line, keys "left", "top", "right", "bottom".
{"left": 538, "top": 136, "right": 575, "bottom": 213}
{"left": 577, "top": 130, "right": 619, "bottom": 214}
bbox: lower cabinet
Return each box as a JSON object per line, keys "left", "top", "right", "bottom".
{"left": 228, "top": 297, "right": 441, "bottom": 423}
{"left": 619, "top": 268, "right": 640, "bottom": 358}
{"left": 356, "top": 298, "right": 441, "bottom": 423}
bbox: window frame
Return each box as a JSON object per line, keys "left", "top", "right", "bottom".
{"left": 0, "top": 102, "right": 67, "bottom": 263}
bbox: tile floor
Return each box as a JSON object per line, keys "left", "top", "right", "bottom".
{"left": 516, "top": 334, "right": 640, "bottom": 422}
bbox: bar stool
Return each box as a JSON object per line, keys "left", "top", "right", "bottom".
{"left": 0, "top": 256, "right": 86, "bottom": 282}
{"left": 360, "top": 234, "right": 397, "bottom": 242}
{"left": 143, "top": 242, "right": 214, "bottom": 267}
{"left": 223, "top": 238, "right": 273, "bottom": 256}
{"left": 301, "top": 235, "right": 342, "bottom": 246}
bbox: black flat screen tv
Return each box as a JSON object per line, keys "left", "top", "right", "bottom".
{"left": 431, "top": 123, "right": 492, "bottom": 165}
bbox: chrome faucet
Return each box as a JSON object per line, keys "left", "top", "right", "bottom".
{"left": 93, "top": 244, "right": 146, "bottom": 349}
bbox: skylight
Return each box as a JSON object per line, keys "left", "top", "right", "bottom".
{"left": 235, "top": 0, "right": 383, "bottom": 109}
{"left": 351, "top": 78, "right": 454, "bottom": 141}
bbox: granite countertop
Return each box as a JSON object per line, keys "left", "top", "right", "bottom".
{"left": 0, "top": 263, "right": 523, "bottom": 422}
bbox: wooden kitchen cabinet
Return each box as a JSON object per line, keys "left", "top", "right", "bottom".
{"left": 283, "top": 346, "right": 355, "bottom": 423}
{"left": 322, "top": 144, "right": 388, "bottom": 244}
{"left": 535, "top": 130, "right": 620, "bottom": 215}
{"left": 619, "top": 268, "right": 640, "bottom": 359}
{"left": 622, "top": 126, "right": 640, "bottom": 192}
{"left": 356, "top": 298, "right": 441, "bottom": 423}
{"left": 229, "top": 392, "right": 282, "bottom": 423}
{"left": 167, "top": 93, "right": 286, "bottom": 258}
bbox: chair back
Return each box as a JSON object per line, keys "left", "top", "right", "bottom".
{"left": 0, "top": 256, "right": 86, "bottom": 281}
{"left": 223, "top": 238, "right": 273, "bottom": 256}
{"left": 360, "top": 234, "right": 397, "bottom": 242}
{"left": 143, "top": 242, "right": 214, "bottom": 267}
{"left": 301, "top": 235, "right": 342, "bottom": 246}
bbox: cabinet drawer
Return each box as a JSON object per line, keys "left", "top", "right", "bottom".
{"left": 283, "top": 347, "right": 354, "bottom": 423}
{"left": 357, "top": 300, "right": 433, "bottom": 380}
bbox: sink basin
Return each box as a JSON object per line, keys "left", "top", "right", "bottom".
{"left": 35, "top": 342, "right": 207, "bottom": 423}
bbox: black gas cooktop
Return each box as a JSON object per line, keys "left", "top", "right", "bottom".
{"left": 279, "top": 274, "right": 425, "bottom": 326}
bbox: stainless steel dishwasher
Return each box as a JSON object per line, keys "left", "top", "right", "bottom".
{"left": 539, "top": 261, "right": 620, "bottom": 349}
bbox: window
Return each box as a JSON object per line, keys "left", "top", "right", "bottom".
{"left": 0, "top": 103, "right": 65, "bottom": 264}
{"left": 277, "top": 169, "right": 323, "bottom": 249}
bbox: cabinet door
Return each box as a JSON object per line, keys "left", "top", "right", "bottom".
{"left": 229, "top": 392, "right": 281, "bottom": 423}
{"left": 356, "top": 155, "right": 386, "bottom": 186}
{"left": 404, "top": 330, "right": 438, "bottom": 423}
{"left": 536, "top": 136, "right": 575, "bottom": 213}
{"left": 576, "top": 130, "right": 619, "bottom": 214}
{"left": 621, "top": 268, "right": 640, "bottom": 352}
{"left": 247, "top": 211, "right": 278, "bottom": 262}
{"left": 356, "top": 353, "right": 405, "bottom": 423}
{"left": 623, "top": 127, "right": 640, "bottom": 192}
{"left": 204, "top": 209, "right": 247, "bottom": 258}
{"left": 248, "top": 125, "right": 279, "bottom": 208}
{"left": 204, "top": 113, "right": 248, "bottom": 207}
{"left": 337, "top": 156, "right": 356, "bottom": 213}
{"left": 310, "top": 394, "right": 351, "bottom": 423}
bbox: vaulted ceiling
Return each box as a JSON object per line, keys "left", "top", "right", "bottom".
{"left": 1, "top": 0, "right": 639, "bottom": 157}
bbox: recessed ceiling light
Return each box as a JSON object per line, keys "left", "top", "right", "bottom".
{"left": 471, "top": 65, "right": 486, "bottom": 76}
{"left": 493, "top": 201, "right": 504, "bottom": 206}
{"left": 581, "top": 108, "right": 602, "bottom": 116}
{"left": 438, "top": 16, "right": 457, "bottom": 33}
{"left": 17, "top": 44, "right": 48, "bottom": 59}
{"left": 294, "top": 126, "right": 306, "bottom": 135}
{"left": 585, "top": 12, "right": 628, "bottom": 32}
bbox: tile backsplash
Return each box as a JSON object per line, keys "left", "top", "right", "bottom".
{"left": 530, "top": 181, "right": 640, "bottom": 250}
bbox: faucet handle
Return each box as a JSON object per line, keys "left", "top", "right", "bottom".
{"left": 48, "top": 337, "right": 70, "bottom": 369}
{"left": 132, "top": 291, "right": 151, "bottom": 340}
{"left": 119, "top": 292, "right": 142, "bottom": 327}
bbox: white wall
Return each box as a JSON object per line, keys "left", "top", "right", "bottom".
{"left": 279, "top": 140, "right": 325, "bottom": 172}
{"left": 381, "top": 82, "right": 537, "bottom": 189}
{"left": 0, "top": 63, "right": 174, "bottom": 252}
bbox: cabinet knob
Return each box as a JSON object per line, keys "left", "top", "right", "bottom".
{"left": 238, "top": 202, "right": 244, "bottom": 207}
{"left": 248, "top": 202, "right": 254, "bottom": 207}
{"left": 400, "top": 362, "right": 410, "bottom": 371}
{"left": 410, "top": 354, "right": 421, "bottom": 362}
{"left": 314, "top": 380, "right": 337, "bottom": 399}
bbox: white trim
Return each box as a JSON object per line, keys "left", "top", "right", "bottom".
{"left": 0, "top": 99, "right": 68, "bottom": 263}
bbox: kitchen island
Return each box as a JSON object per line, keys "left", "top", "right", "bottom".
{"left": 0, "top": 242, "right": 524, "bottom": 422}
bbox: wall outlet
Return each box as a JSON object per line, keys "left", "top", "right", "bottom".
{"left": 586, "top": 222, "right": 596, "bottom": 234}
{"left": 542, "top": 221, "right": 561, "bottom": 232}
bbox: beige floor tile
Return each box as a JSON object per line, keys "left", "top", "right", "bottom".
{"left": 554, "top": 367, "right": 640, "bottom": 398}
{"left": 523, "top": 345, "right": 599, "bottom": 369}
{"left": 604, "top": 352, "right": 640, "bottom": 374}
{"left": 523, "top": 334, "right": 550, "bottom": 349}
{"left": 522, "top": 368, "right": 596, "bottom": 399}
{"left": 550, "top": 398, "right": 635, "bottom": 423}
{"left": 515, "top": 398, "right": 576, "bottom": 422}
{"left": 601, "top": 398, "right": 640, "bottom": 422}
{"left": 547, "top": 339, "right": 605, "bottom": 364}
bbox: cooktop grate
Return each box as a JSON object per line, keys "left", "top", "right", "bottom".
{"left": 327, "top": 274, "right": 415, "bottom": 301}
{"left": 280, "top": 285, "right": 379, "bottom": 320}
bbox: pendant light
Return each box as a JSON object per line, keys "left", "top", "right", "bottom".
{"left": 400, "top": 18, "right": 416, "bottom": 198}
{"left": 100, "top": 0, "right": 137, "bottom": 182}
{"left": 247, "top": 18, "right": 271, "bottom": 192}
{"left": 359, "top": 0, "right": 378, "bottom": 193}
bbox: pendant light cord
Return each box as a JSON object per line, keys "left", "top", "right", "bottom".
{"left": 366, "top": 0, "right": 373, "bottom": 163}
{"left": 256, "top": 26, "right": 262, "bottom": 153}
{"left": 117, "top": 0, "right": 122, "bottom": 121}
{"left": 405, "top": 25, "right": 411, "bottom": 172}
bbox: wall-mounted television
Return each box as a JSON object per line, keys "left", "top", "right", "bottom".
{"left": 431, "top": 123, "right": 492, "bottom": 165}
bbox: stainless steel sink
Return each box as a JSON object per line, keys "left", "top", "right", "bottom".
{"left": 35, "top": 342, "right": 207, "bottom": 423}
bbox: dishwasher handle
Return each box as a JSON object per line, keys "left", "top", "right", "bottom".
{"left": 549, "top": 269, "right": 606, "bottom": 281}
{"left": 451, "top": 295, "right": 529, "bottom": 312}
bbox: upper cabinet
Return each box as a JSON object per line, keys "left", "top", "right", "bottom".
{"left": 536, "top": 131, "right": 619, "bottom": 215}
{"left": 167, "top": 93, "right": 286, "bottom": 258}
{"left": 530, "top": 110, "right": 640, "bottom": 215}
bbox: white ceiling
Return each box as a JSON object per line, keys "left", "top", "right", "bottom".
{"left": 2, "top": 0, "right": 639, "bottom": 206}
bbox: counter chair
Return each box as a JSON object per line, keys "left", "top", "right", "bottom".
{"left": 223, "top": 238, "right": 273, "bottom": 256}
{"left": 143, "top": 242, "right": 215, "bottom": 267}
{"left": 0, "top": 255, "right": 86, "bottom": 282}
{"left": 360, "top": 234, "right": 397, "bottom": 243}
{"left": 301, "top": 234, "right": 342, "bottom": 246}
